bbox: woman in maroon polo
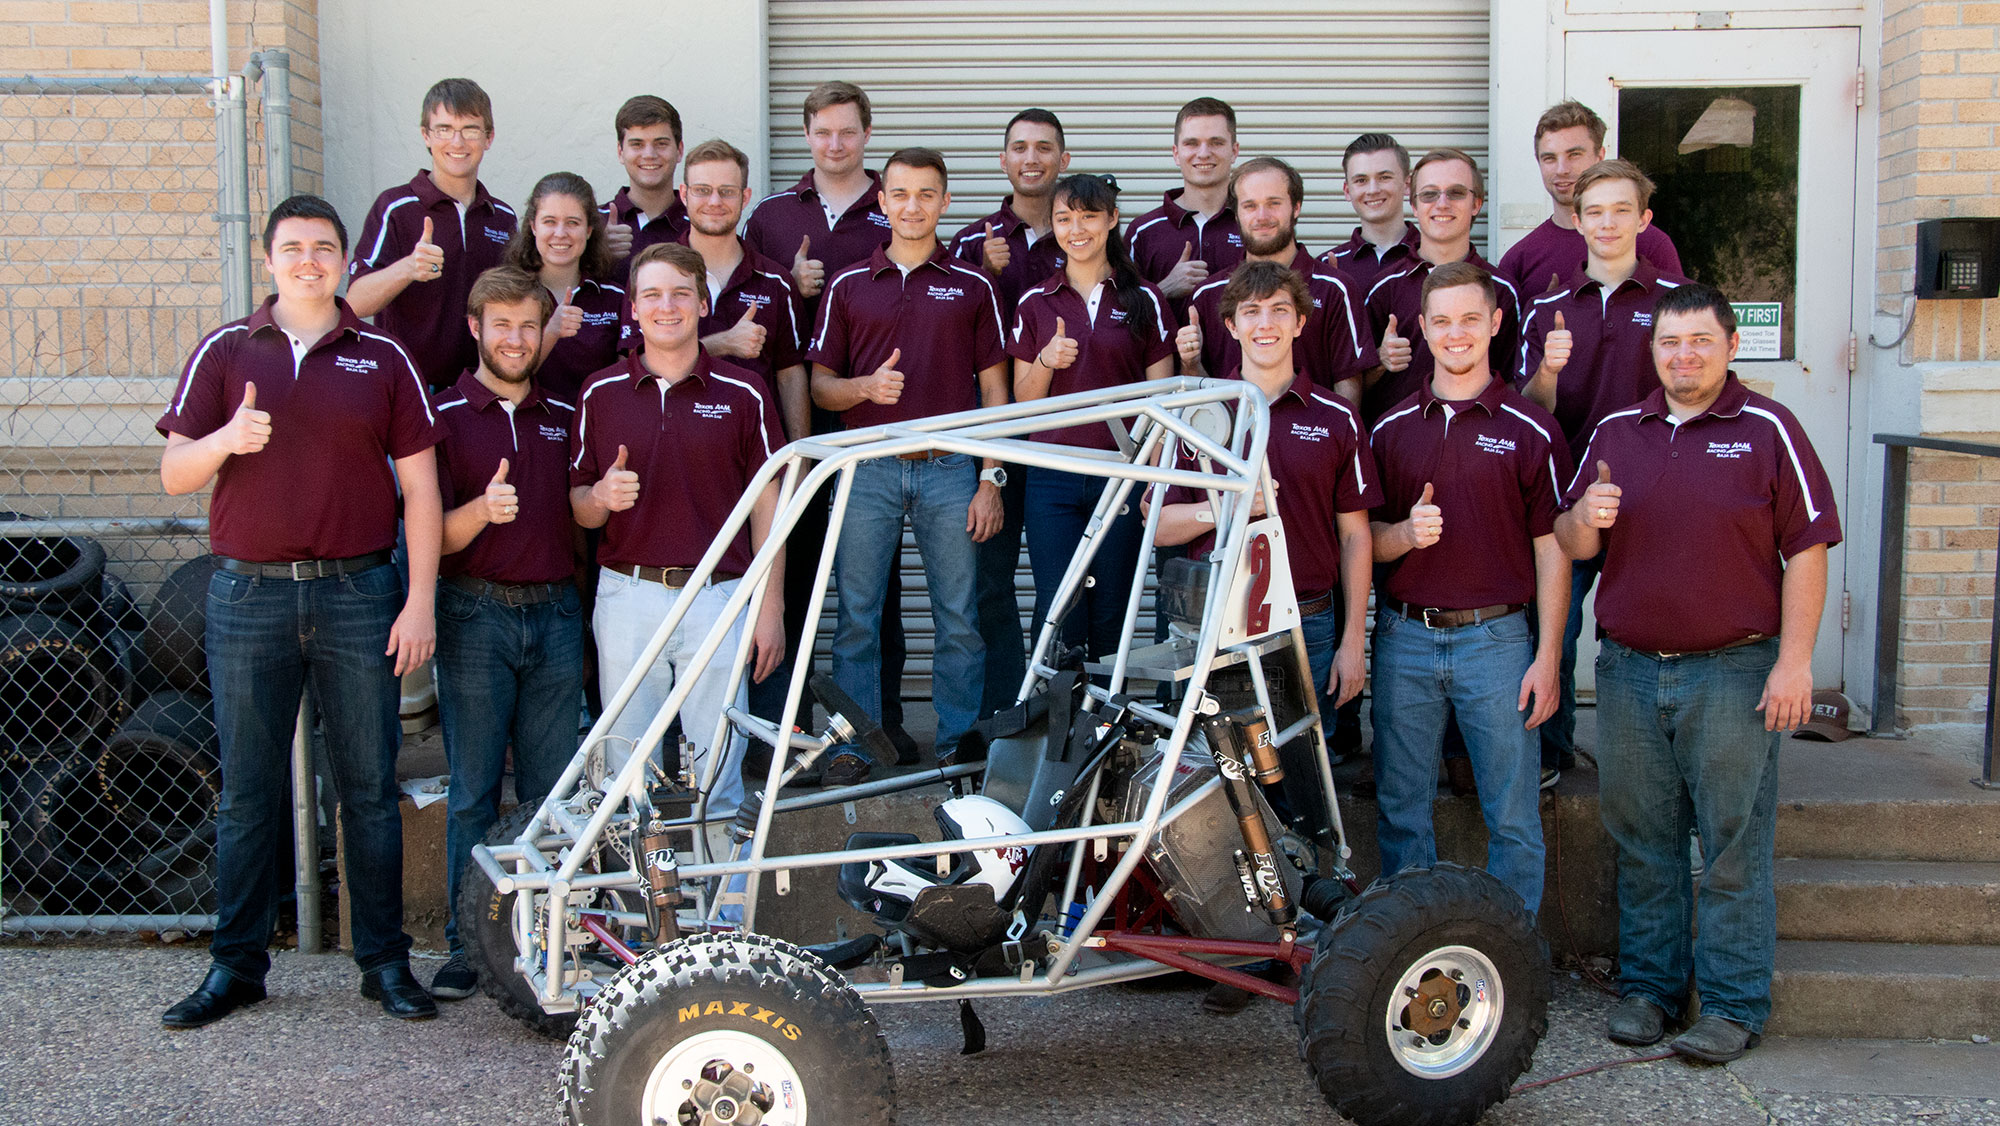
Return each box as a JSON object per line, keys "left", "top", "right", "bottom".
{"left": 502, "top": 172, "right": 626, "bottom": 402}
{"left": 1008, "top": 173, "right": 1175, "bottom": 660}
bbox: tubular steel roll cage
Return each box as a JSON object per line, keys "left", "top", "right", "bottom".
{"left": 471, "top": 376, "right": 1355, "bottom": 1013}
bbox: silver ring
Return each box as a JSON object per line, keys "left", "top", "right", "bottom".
{"left": 1598, "top": 508, "right": 1610, "bottom": 520}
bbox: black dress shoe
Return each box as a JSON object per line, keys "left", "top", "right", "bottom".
{"left": 163, "top": 966, "right": 266, "bottom": 1029}
{"left": 360, "top": 963, "right": 438, "bottom": 1021}
{"left": 884, "top": 723, "right": 922, "bottom": 766}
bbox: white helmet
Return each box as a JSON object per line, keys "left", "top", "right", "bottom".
{"left": 840, "top": 795, "right": 1032, "bottom": 922}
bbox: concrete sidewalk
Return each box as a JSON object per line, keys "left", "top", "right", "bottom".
{"left": 2, "top": 944, "right": 1995, "bottom": 1125}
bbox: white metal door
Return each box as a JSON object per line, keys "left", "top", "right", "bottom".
{"left": 1567, "top": 28, "right": 1858, "bottom": 683}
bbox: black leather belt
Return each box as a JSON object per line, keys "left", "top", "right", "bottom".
{"left": 1635, "top": 634, "right": 1768, "bottom": 661}
{"left": 604, "top": 562, "right": 742, "bottom": 588}
{"left": 1384, "top": 599, "right": 1526, "bottom": 629}
{"left": 1297, "top": 592, "right": 1334, "bottom": 617}
{"left": 898, "top": 449, "right": 949, "bottom": 461}
{"left": 216, "top": 549, "right": 393, "bottom": 580}
{"left": 445, "top": 573, "right": 572, "bottom": 606}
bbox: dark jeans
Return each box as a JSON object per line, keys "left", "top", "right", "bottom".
{"left": 204, "top": 562, "right": 411, "bottom": 982}
{"left": 434, "top": 581, "right": 585, "bottom": 952}
{"left": 1542, "top": 555, "right": 1601, "bottom": 769}
{"left": 975, "top": 469, "right": 1028, "bottom": 716}
{"left": 1023, "top": 465, "right": 1144, "bottom": 663}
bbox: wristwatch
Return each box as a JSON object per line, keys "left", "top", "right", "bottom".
{"left": 980, "top": 466, "right": 1008, "bottom": 488}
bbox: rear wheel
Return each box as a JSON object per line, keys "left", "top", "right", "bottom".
{"left": 1295, "top": 863, "right": 1548, "bottom": 1126}
{"left": 458, "top": 805, "right": 583, "bottom": 1041}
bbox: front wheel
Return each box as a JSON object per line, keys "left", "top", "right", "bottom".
{"left": 1295, "top": 863, "right": 1549, "bottom": 1126}
{"left": 561, "top": 933, "right": 895, "bottom": 1126}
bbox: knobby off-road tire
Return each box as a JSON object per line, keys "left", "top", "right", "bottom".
{"left": 457, "top": 804, "right": 582, "bottom": 1041}
{"left": 561, "top": 933, "right": 895, "bottom": 1126}
{"left": 1295, "top": 862, "right": 1549, "bottom": 1126}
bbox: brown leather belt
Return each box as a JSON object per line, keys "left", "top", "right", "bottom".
{"left": 604, "top": 562, "right": 742, "bottom": 588}
{"left": 216, "top": 549, "right": 393, "bottom": 581}
{"left": 1384, "top": 599, "right": 1526, "bottom": 629}
{"left": 444, "top": 573, "right": 573, "bottom": 606}
{"left": 1636, "top": 633, "right": 1768, "bottom": 661}
{"left": 898, "top": 449, "right": 950, "bottom": 461}
{"left": 1296, "top": 592, "right": 1334, "bottom": 617}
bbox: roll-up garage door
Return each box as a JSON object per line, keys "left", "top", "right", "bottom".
{"left": 770, "top": 0, "right": 1490, "bottom": 695}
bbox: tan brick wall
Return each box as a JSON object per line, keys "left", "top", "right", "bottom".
{"left": 1878, "top": 0, "right": 2000, "bottom": 361}
{"left": 1895, "top": 451, "right": 2000, "bottom": 725}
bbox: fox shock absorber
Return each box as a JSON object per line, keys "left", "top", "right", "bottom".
{"left": 637, "top": 775, "right": 694, "bottom": 944}
{"left": 1200, "top": 710, "right": 1295, "bottom": 925}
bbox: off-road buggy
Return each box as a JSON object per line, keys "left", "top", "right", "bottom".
{"left": 464, "top": 377, "right": 1549, "bottom": 1125}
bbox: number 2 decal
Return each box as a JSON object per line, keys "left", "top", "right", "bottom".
{"left": 1246, "top": 531, "right": 1272, "bottom": 635}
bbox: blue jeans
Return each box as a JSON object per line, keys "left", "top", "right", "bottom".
{"left": 1542, "top": 556, "right": 1601, "bottom": 768}
{"left": 975, "top": 469, "right": 1028, "bottom": 715}
{"left": 434, "top": 581, "right": 585, "bottom": 952}
{"left": 1023, "top": 465, "right": 1144, "bottom": 662}
{"left": 832, "top": 454, "right": 985, "bottom": 758}
{"left": 1595, "top": 636, "right": 1782, "bottom": 1033}
{"left": 204, "top": 562, "right": 410, "bottom": 982}
{"left": 1370, "top": 608, "right": 1546, "bottom": 914}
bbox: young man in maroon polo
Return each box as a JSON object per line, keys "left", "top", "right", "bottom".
{"left": 571, "top": 243, "right": 787, "bottom": 822}
{"left": 1496, "top": 101, "right": 1683, "bottom": 299}
{"left": 1367, "top": 260, "right": 1568, "bottom": 916}
{"left": 808, "top": 147, "right": 1009, "bottom": 785}
{"left": 1557, "top": 283, "right": 1836, "bottom": 1063}
{"left": 1516, "top": 159, "right": 1689, "bottom": 786}
{"left": 600, "top": 95, "right": 688, "bottom": 279}
{"left": 949, "top": 107, "right": 1072, "bottom": 718}
{"left": 158, "top": 195, "right": 444, "bottom": 1028}
{"left": 1361, "top": 147, "right": 1521, "bottom": 426}
{"left": 1323, "top": 132, "right": 1421, "bottom": 294}
{"left": 1126, "top": 97, "right": 1245, "bottom": 304}
{"left": 1177, "top": 156, "right": 1371, "bottom": 404}
{"left": 426, "top": 266, "right": 584, "bottom": 1002}
{"left": 348, "top": 78, "right": 517, "bottom": 390}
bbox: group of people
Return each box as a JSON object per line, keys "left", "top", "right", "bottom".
{"left": 154, "top": 76, "right": 1840, "bottom": 1067}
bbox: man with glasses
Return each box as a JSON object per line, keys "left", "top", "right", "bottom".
{"left": 350, "top": 78, "right": 516, "bottom": 390}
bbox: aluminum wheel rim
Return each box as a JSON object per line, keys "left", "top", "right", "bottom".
{"left": 640, "top": 1028, "right": 808, "bottom": 1126}
{"left": 1381, "top": 943, "right": 1504, "bottom": 1080}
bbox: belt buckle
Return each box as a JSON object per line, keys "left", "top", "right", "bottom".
{"left": 1421, "top": 606, "right": 1441, "bottom": 629}
{"left": 289, "top": 560, "right": 313, "bottom": 581}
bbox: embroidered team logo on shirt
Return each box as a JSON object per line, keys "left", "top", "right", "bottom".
{"left": 692, "top": 402, "right": 733, "bottom": 420}
{"left": 483, "top": 226, "right": 511, "bottom": 245}
{"left": 333, "top": 355, "right": 379, "bottom": 374}
{"left": 1290, "top": 423, "right": 1329, "bottom": 443}
{"left": 1474, "top": 433, "right": 1517, "bottom": 455}
{"left": 868, "top": 213, "right": 892, "bottom": 229}
{"left": 538, "top": 424, "right": 568, "bottom": 442}
{"left": 926, "top": 285, "right": 967, "bottom": 301}
{"left": 1632, "top": 312, "right": 1653, "bottom": 327}
{"left": 582, "top": 311, "right": 620, "bottom": 327}
{"left": 1708, "top": 440, "right": 1752, "bottom": 460}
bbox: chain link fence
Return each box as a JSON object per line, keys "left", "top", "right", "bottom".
{"left": 2, "top": 70, "right": 290, "bottom": 935}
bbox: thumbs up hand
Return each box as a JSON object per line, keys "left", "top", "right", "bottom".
{"left": 1542, "top": 310, "right": 1573, "bottom": 377}
{"left": 594, "top": 444, "right": 641, "bottom": 512}
{"left": 1581, "top": 460, "right": 1620, "bottom": 529}
{"left": 1039, "top": 316, "right": 1077, "bottom": 370}
{"left": 219, "top": 381, "right": 271, "bottom": 456}
{"left": 1161, "top": 240, "right": 1209, "bottom": 300}
{"left": 981, "top": 222, "right": 1011, "bottom": 275}
{"left": 1175, "top": 307, "right": 1203, "bottom": 373}
{"left": 404, "top": 215, "right": 445, "bottom": 283}
{"left": 481, "top": 458, "right": 518, "bottom": 525}
{"left": 550, "top": 300, "right": 585, "bottom": 340}
{"left": 709, "top": 302, "right": 768, "bottom": 359}
{"left": 1379, "top": 313, "right": 1412, "bottom": 373}
{"left": 1406, "top": 481, "right": 1443, "bottom": 549}
{"left": 602, "top": 208, "right": 634, "bottom": 260}
{"left": 792, "top": 236, "right": 825, "bottom": 298}
{"left": 860, "top": 347, "right": 905, "bottom": 405}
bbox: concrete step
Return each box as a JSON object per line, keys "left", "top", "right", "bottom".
{"left": 1776, "top": 859, "right": 2000, "bottom": 945}
{"left": 1774, "top": 736, "right": 2000, "bottom": 862}
{"left": 1768, "top": 940, "right": 2000, "bottom": 1040}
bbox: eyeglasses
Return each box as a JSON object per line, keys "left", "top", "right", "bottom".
{"left": 1414, "top": 186, "right": 1478, "bottom": 205}
{"left": 684, "top": 185, "right": 745, "bottom": 202}
{"left": 426, "top": 125, "right": 489, "bottom": 143}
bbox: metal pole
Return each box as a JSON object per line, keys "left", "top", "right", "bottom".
{"left": 208, "top": 0, "right": 250, "bottom": 320}
{"left": 291, "top": 698, "right": 322, "bottom": 951}
{"left": 1982, "top": 546, "right": 2000, "bottom": 788}
{"left": 255, "top": 50, "right": 293, "bottom": 207}
{"left": 1870, "top": 444, "right": 1907, "bottom": 738}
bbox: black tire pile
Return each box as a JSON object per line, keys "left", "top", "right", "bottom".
{"left": 1, "top": 536, "right": 221, "bottom": 920}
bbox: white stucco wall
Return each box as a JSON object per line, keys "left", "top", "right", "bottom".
{"left": 317, "top": 0, "right": 767, "bottom": 246}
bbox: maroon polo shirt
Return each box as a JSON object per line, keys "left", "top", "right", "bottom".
{"left": 158, "top": 296, "right": 445, "bottom": 563}
{"left": 1321, "top": 222, "right": 1422, "bottom": 295}
{"left": 1166, "top": 376, "right": 1381, "bottom": 603}
{"left": 807, "top": 243, "right": 1007, "bottom": 430}
{"left": 603, "top": 186, "right": 690, "bottom": 283}
{"left": 1368, "top": 375, "right": 1568, "bottom": 610}
{"left": 950, "top": 197, "right": 1068, "bottom": 321}
{"left": 1125, "top": 189, "right": 1245, "bottom": 304}
{"left": 742, "top": 170, "right": 891, "bottom": 322}
{"left": 1360, "top": 251, "right": 1520, "bottom": 426}
{"left": 1563, "top": 374, "right": 1841, "bottom": 654}
{"left": 1187, "top": 246, "right": 1373, "bottom": 391}
{"left": 1005, "top": 272, "right": 1174, "bottom": 448}
{"left": 1515, "top": 262, "right": 1689, "bottom": 463}
{"left": 1495, "top": 218, "right": 1683, "bottom": 299}
{"left": 350, "top": 171, "right": 517, "bottom": 389}
{"left": 535, "top": 277, "right": 628, "bottom": 404}
{"left": 569, "top": 351, "right": 785, "bottom": 573}
{"left": 683, "top": 234, "right": 806, "bottom": 396}
{"left": 433, "top": 371, "right": 576, "bottom": 585}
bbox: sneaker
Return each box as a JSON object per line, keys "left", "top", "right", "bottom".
{"left": 1670, "top": 1014, "right": 1759, "bottom": 1062}
{"left": 430, "top": 952, "right": 477, "bottom": 1001}
{"left": 822, "top": 749, "right": 872, "bottom": 788}
{"left": 1605, "top": 994, "right": 1667, "bottom": 1046}
{"left": 1540, "top": 767, "right": 1561, "bottom": 791}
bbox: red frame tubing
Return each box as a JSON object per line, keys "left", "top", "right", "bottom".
{"left": 577, "top": 912, "right": 640, "bottom": 966}
{"left": 1099, "top": 932, "right": 1311, "bottom": 1004}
